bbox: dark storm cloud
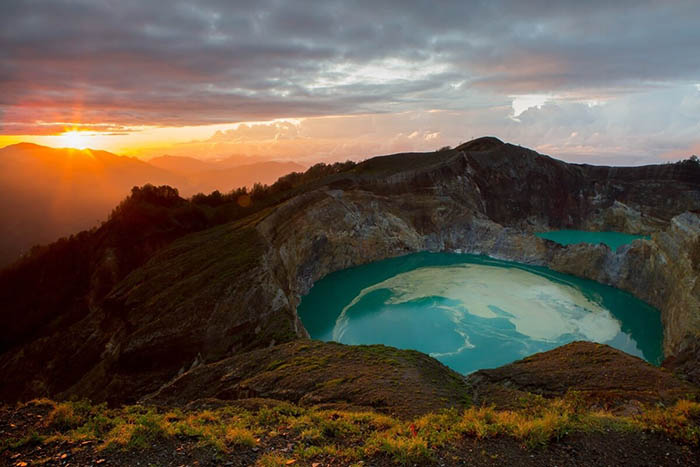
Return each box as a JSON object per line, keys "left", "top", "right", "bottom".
{"left": 1, "top": 0, "right": 699, "bottom": 132}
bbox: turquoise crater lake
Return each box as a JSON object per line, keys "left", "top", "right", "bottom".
{"left": 536, "top": 230, "right": 649, "bottom": 251}
{"left": 297, "top": 253, "right": 663, "bottom": 374}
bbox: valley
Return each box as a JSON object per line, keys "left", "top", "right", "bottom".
{"left": 0, "top": 143, "right": 303, "bottom": 267}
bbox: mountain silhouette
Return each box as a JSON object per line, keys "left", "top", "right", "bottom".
{"left": 0, "top": 143, "right": 304, "bottom": 266}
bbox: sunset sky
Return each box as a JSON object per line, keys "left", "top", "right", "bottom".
{"left": 2, "top": 0, "right": 699, "bottom": 165}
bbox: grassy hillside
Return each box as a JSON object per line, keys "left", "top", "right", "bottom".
{"left": 2, "top": 397, "right": 698, "bottom": 466}
{"left": 0, "top": 159, "right": 355, "bottom": 355}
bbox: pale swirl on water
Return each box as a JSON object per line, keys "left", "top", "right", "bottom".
{"left": 332, "top": 264, "right": 629, "bottom": 369}
{"left": 298, "top": 252, "right": 662, "bottom": 373}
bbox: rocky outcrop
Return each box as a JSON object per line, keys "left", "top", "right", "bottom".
{"left": 664, "top": 336, "right": 700, "bottom": 386}
{"left": 548, "top": 212, "right": 700, "bottom": 355}
{"left": 465, "top": 341, "right": 699, "bottom": 411}
{"left": 0, "top": 137, "right": 698, "bottom": 403}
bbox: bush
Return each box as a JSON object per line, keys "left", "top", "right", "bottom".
{"left": 225, "top": 426, "right": 257, "bottom": 448}
{"left": 47, "top": 402, "right": 90, "bottom": 431}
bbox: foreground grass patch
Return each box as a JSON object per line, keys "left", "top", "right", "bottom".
{"left": 3, "top": 397, "right": 698, "bottom": 464}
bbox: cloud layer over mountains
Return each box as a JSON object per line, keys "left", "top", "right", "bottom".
{"left": 2, "top": 0, "right": 699, "bottom": 163}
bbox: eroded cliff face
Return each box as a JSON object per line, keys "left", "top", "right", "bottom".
{"left": 0, "top": 137, "right": 697, "bottom": 403}
{"left": 257, "top": 188, "right": 699, "bottom": 356}
{"left": 255, "top": 141, "right": 699, "bottom": 358}
{"left": 549, "top": 212, "right": 700, "bottom": 355}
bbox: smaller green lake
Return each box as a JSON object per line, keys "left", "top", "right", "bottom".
{"left": 297, "top": 253, "right": 663, "bottom": 375}
{"left": 536, "top": 230, "right": 649, "bottom": 250}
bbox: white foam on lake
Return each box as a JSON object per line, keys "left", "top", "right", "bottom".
{"left": 332, "top": 264, "right": 621, "bottom": 346}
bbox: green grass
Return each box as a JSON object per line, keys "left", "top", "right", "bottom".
{"left": 5, "top": 397, "right": 699, "bottom": 465}
{"left": 1, "top": 431, "right": 45, "bottom": 451}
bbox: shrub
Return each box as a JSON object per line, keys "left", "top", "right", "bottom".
{"left": 47, "top": 402, "right": 85, "bottom": 431}
{"left": 637, "top": 399, "right": 700, "bottom": 445}
{"left": 225, "top": 426, "right": 257, "bottom": 448}
{"left": 366, "top": 432, "right": 433, "bottom": 465}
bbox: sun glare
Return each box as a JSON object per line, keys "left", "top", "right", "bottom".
{"left": 59, "top": 130, "right": 90, "bottom": 149}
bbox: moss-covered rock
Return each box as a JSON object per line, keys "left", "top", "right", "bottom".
{"left": 144, "top": 340, "right": 472, "bottom": 419}
{"left": 466, "top": 342, "right": 699, "bottom": 411}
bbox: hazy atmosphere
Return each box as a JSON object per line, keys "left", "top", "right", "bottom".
{"left": 2, "top": 0, "right": 699, "bottom": 164}
{"left": 1, "top": 2, "right": 700, "bottom": 465}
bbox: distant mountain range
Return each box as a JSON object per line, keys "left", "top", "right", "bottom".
{"left": 148, "top": 154, "right": 305, "bottom": 194}
{"left": 0, "top": 143, "right": 304, "bottom": 266}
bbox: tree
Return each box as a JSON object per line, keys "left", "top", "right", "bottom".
{"left": 250, "top": 182, "right": 268, "bottom": 201}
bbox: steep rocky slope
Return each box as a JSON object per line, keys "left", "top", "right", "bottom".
{"left": 0, "top": 137, "right": 698, "bottom": 405}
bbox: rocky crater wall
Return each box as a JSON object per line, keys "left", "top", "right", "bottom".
{"left": 256, "top": 142, "right": 699, "bottom": 358}
{"left": 258, "top": 188, "right": 699, "bottom": 356}
{"left": 0, "top": 138, "right": 697, "bottom": 403}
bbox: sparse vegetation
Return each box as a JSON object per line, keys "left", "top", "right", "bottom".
{"left": 2, "top": 396, "right": 698, "bottom": 465}
{"left": 256, "top": 452, "right": 293, "bottom": 466}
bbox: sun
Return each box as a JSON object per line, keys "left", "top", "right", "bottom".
{"left": 59, "top": 130, "right": 90, "bottom": 149}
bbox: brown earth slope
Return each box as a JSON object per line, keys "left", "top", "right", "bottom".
{"left": 467, "top": 341, "right": 699, "bottom": 411}
{"left": 2, "top": 343, "right": 699, "bottom": 466}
